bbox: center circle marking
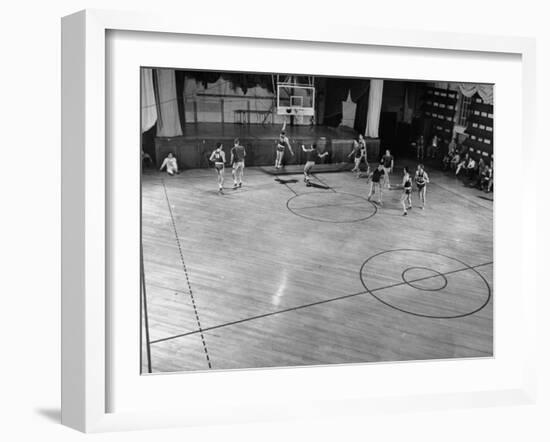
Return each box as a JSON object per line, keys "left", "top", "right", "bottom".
{"left": 286, "top": 191, "right": 377, "bottom": 223}
{"left": 401, "top": 266, "right": 448, "bottom": 291}
{"left": 359, "top": 249, "right": 492, "bottom": 319}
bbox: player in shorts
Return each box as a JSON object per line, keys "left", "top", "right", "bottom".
{"left": 401, "top": 167, "right": 413, "bottom": 215}
{"left": 274, "top": 125, "right": 294, "bottom": 169}
{"left": 358, "top": 134, "right": 368, "bottom": 171}
{"left": 159, "top": 152, "right": 178, "bottom": 176}
{"left": 367, "top": 162, "right": 385, "bottom": 205}
{"left": 302, "top": 144, "right": 329, "bottom": 186}
{"left": 209, "top": 142, "right": 226, "bottom": 194}
{"left": 348, "top": 139, "right": 362, "bottom": 175}
{"left": 381, "top": 149, "right": 394, "bottom": 189}
{"left": 230, "top": 138, "right": 246, "bottom": 189}
{"left": 414, "top": 164, "right": 430, "bottom": 209}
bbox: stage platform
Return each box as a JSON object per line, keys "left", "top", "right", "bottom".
{"left": 152, "top": 123, "right": 381, "bottom": 169}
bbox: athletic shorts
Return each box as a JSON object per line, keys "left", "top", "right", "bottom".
{"left": 405, "top": 188, "right": 412, "bottom": 195}
{"left": 215, "top": 162, "right": 224, "bottom": 170}
{"left": 277, "top": 146, "right": 285, "bottom": 152}
{"left": 233, "top": 161, "right": 244, "bottom": 169}
{"left": 416, "top": 183, "right": 425, "bottom": 190}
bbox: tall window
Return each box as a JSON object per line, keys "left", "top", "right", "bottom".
{"left": 457, "top": 93, "right": 473, "bottom": 127}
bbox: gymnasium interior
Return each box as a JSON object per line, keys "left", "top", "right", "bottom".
{"left": 140, "top": 68, "right": 494, "bottom": 374}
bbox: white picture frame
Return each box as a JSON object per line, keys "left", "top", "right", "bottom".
{"left": 61, "top": 9, "right": 537, "bottom": 433}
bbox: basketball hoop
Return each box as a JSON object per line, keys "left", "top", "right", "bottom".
{"left": 276, "top": 76, "right": 315, "bottom": 117}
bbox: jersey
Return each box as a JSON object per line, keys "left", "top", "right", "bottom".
{"left": 231, "top": 145, "right": 246, "bottom": 163}
{"left": 382, "top": 154, "right": 393, "bottom": 168}
{"left": 404, "top": 175, "right": 412, "bottom": 193}
{"left": 372, "top": 168, "right": 385, "bottom": 183}
{"left": 359, "top": 141, "right": 367, "bottom": 160}
{"left": 415, "top": 170, "right": 428, "bottom": 187}
{"left": 277, "top": 137, "right": 290, "bottom": 151}
{"left": 305, "top": 149, "right": 318, "bottom": 163}
{"left": 212, "top": 150, "right": 224, "bottom": 163}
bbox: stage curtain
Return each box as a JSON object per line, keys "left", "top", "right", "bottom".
{"left": 155, "top": 69, "right": 183, "bottom": 137}
{"left": 403, "top": 86, "right": 414, "bottom": 124}
{"left": 323, "top": 78, "right": 349, "bottom": 127}
{"left": 351, "top": 80, "right": 370, "bottom": 134}
{"left": 458, "top": 83, "right": 493, "bottom": 104}
{"left": 365, "top": 79, "right": 384, "bottom": 138}
{"left": 141, "top": 68, "right": 157, "bottom": 133}
{"left": 175, "top": 70, "right": 186, "bottom": 129}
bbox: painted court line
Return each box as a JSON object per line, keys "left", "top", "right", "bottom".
{"left": 162, "top": 180, "right": 213, "bottom": 369}
{"left": 150, "top": 261, "right": 493, "bottom": 345}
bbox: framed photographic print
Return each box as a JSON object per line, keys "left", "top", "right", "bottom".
{"left": 61, "top": 9, "right": 537, "bottom": 432}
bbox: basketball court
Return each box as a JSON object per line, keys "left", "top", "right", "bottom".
{"left": 141, "top": 163, "right": 493, "bottom": 373}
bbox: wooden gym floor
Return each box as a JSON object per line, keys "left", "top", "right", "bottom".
{"left": 141, "top": 161, "right": 493, "bottom": 374}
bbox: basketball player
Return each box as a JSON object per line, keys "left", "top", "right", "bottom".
{"left": 209, "top": 143, "right": 226, "bottom": 193}
{"left": 401, "top": 167, "right": 413, "bottom": 215}
{"left": 381, "top": 149, "right": 394, "bottom": 189}
{"left": 302, "top": 144, "right": 329, "bottom": 186}
{"left": 230, "top": 138, "right": 246, "bottom": 189}
{"left": 367, "top": 162, "right": 385, "bottom": 205}
{"left": 274, "top": 123, "right": 294, "bottom": 169}
{"left": 414, "top": 164, "right": 430, "bottom": 209}
{"left": 358, "top": 134, "right": 367, "bottom": 168}
{"left": 347, "top": 139, "right": 365, "bottom": 176}
{"left": 159, "top": 152, "right": 178, "bottom": 176}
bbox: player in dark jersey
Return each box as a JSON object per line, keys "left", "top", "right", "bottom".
{"left": 414, "top": 164, "right": 430, "bottom": 209}
{"left": 401, "top": 167, "right": 413, "bottom": 215}
{"left": 209, "top": 142, "right": 226, "bottom": 194}
{"left": 367, "top": 162, "right": 385, "bottom": 205}
{"left": 230, "top": 138, "right": 246, "bottom": 189}
{"left": 274, "top": 125, "right": 294, "bottom": 169}
{"left": 301, "top": 144, "right": 329, "bottom": 186}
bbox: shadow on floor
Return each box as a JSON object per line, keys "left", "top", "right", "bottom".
{"left": 34, "top": 407, "right": 61, "bottom": 423}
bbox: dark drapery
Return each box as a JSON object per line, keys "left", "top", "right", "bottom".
{"left": 322, "top": 78, "right": 349, "bottom": 127}
{"left": 351, "top": 80, "right": 370, "bottom": 134}
{"left": 322, "top": 78, "right": 370, "bottom": 128}
{"left": 175, "top": 70, "right": 186, "bottom": 129}
{"left": 181, "top": 71, "right": 276, "bottom": 94}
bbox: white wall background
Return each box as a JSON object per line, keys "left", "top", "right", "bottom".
{"left": 0, "top": 1, "right": 548, "bottom": 441}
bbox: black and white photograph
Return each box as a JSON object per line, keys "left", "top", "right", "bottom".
{"left": 4, "top": 0, "right": 549, "bottom": 438}
{"left": 140, "top": 68, "right": 494, "bottom": 374}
